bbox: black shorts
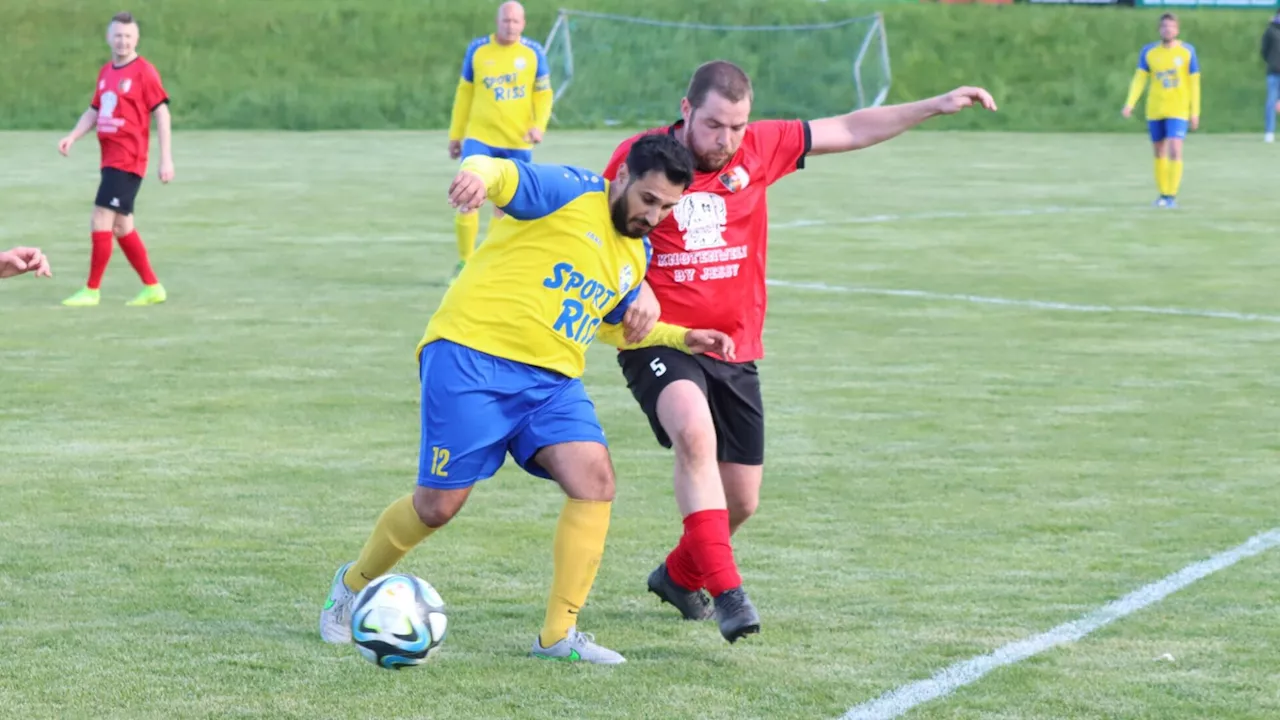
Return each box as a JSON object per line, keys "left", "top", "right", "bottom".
{"left": 617, "top": 347, "right": 764, "bottom": 465}
{"left": 94, "top": 167, "right": 143, "bottom": 215}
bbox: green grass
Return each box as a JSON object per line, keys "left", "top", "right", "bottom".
{"left": 8, "top": 0, "right": 1279, "bottom": 131}
{"left": 2, "top": 129, "right": 1279, "bottom": 719}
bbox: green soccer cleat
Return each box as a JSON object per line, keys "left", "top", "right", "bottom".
{"left": 530, "top": 627, "right": 626, "bottom": 665}
{"left": 448, "top": 261, "right": 465, "bottom": 286}
{"left": 61, "top": 287, "right": 100, "bottom": 307}
{"left": 126, "top": 283, "right": 166, "bottom": 306}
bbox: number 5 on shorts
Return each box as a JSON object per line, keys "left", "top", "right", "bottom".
{"left": 650, "top": 357, "right": 666, "bottom": 377}
{"left": 430, "top": 447, "right": 451, "bottom": 477}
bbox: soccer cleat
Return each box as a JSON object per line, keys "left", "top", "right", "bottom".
{"left": 448, "top": 261, "right": 465, "bottom": 286}
{"left": 647, "top": 563, "right": 714, "bottom": 620}
{"left": 530, "top": 627, "right": 626, "bottom": 665}
{"left": 713, "top": 586, "right": 761, "bottom": 643}
{"left": 319, "top": 562, "right": 357, "bottom": 644}
{"left": 126, "top": 283, "right": 166, "bottom": 306}
{"left": 61, "top": 287, "right": 100, "bottom": 307}
{"left": 1164, "top": 197, "right": 1179, "bottom": 209}
{"left": 1265, "top": 133, "right": 1274, "bottom": 143}
{"left": 1153, "top": 196, "right": 1169, "bottom": 208}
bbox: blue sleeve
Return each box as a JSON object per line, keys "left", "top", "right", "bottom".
{"left": 535, "top": 45, "right": 549, "bottom": 78}
{"left": 602, "top": 237, "right": 652, "bottom": 324}
{"left": 1188, "top": 46, "right": 1200, "bottom": 73}
{"left": 499, "top": 162, "right": 606, "bottom": 220}
{"left": 460, "top": 38, "right": 482, "bottom": 82}
{"left": 1137, "top": 44, "right": 1152, "bottom": 72}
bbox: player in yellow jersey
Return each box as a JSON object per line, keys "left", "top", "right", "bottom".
{"left": 447, "top": 1, "right": 553, "bottom": 281}
{"left": 320, "top": 134, "right": 736, "bottom": 664}
{"left": 1123, "top": 13, "right": 1201, "bottom": 209}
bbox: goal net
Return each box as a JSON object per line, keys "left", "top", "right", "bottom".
{"left": 542, "top": 10, "right": 891, "bottom": 127}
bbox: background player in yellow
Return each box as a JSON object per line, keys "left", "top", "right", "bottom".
{"left": 1123, "top": 13, "right": 1201, "bottom": 209}
{"left": 447, "top": 1, "right": 553, "bottom": 281}
{"left": 320, "top": 134, "right": 736, "bottom": 664}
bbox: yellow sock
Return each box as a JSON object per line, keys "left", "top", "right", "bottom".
{"left": 1154, "top": 157, "right": 1170, "bottom": 196}
{"left": 343, "top": 494, "right": 436, "bottom": 593}
{"left": 1166, "top": 159, "right": 1184, "bottom": 198}
{"left": 539, "top": 498, "right": 612, "bottom": 648}
{"left": 455, "top": 211, "right": 480, "bottom": 262}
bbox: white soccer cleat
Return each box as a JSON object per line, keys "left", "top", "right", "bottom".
{"left": 320, "top": 562, "right": 357, "bottom": 644}
{"left": 530, "top": 627, "right": 626, "bottom": 665}
{"left": 1266, "top": 132, "right": 1275, "bottom": 143}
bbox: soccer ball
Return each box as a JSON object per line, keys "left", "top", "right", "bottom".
{"left": 349, "top": 573, "right": 447, "bottom": 669}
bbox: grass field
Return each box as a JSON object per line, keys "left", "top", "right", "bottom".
{"left": 2, "top": 129, "right": 1278, "bottom": 720}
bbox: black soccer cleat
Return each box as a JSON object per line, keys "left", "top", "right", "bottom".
{"left": 713, "top": 586, "right": 761, "bottom": 643}
{"left": 647, "top": 563, "right": 715, "bottom": 621}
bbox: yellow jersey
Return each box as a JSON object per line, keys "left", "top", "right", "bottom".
{"left": 1126, "top": 41, "right": 1201, "bottom": 120}
{"left": 448, "top": 35, "right": 553, "bottom": 151}
{"left": 420, "top": 156, "right": 692, "bottom": 378}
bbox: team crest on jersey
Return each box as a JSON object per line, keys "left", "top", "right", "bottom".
{"left": 618, "top": 264, "right": 635, "bottom": 297}
{"left": 118, "top": 78, "right": 132, "bottom": 93}
{"left": 98, "top": 80, "right": 105, "bottom": 90}
{"left": 514, "top": 57, "right": 527, "bottom": 70}
{"left": 719, "top": 166, "right": 750, "bottom": 193}
{"left": 673, "top": 192, "right": 729, "bottom": 250}
{"left": 1173, "top": 57, "right": 1183, "bottom": 68}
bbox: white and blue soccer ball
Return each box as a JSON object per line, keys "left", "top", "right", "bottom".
{"left": 349, "top": 573, "right": 447, "bottom": 670}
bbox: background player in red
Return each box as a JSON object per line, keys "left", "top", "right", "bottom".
{"left": 603, "top": 61, "right": 996, "bottom": 642}
{"left": 58, "top": 11, "right": 173, "bottom": 307}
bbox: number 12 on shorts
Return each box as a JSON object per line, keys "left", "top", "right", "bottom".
{"left": 430, "top": 447, "right": 451, "bottom": 477}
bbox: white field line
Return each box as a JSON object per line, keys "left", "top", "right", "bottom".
{"left": 840, "top": 528, "right": 1280, "bottom": 720}
{"left": 767, "top": 279, "right": 1280, "bottom": 325}
{"left": 771, "top": 205, "right": 1115, "bottom": 229}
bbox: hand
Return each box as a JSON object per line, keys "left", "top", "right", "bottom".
{"left": 159, "top": 157, "right": 175, "bottom": 183}
{"left": 621, "top": 281, "right": 659, "bottom": 344}
{"left": 0, "top": 247, "right": 53, "bottom": 279}
{"left": 58, "top": 136, "right": 75, "bottom": 156}
{"left": 684, "top": 329, "right": 735, "bottom": 360}
{"left": 448, "top": 140, "right": 462, "bottom": 160}
{"left": 448, "top": 170, "right": 487, "bottom": 212}
{"left": 933, "top": 86, "right": 997, "bottom": 115}
{"left": 1121, "top": 106, "right": 1133, "bottom": 119}
{"left": 524, "top": 127, "right": 544, "bottom": 144}
{"left": 1190, "top": 116, "right": 1200, "bottom": 131}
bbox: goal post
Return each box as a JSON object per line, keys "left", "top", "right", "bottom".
{"left": 543, "top": 10, "right": 892, "bottom": 127}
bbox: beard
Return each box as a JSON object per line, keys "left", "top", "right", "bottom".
{"left": 610, "top": 187, "right": 651, "bottom": 238}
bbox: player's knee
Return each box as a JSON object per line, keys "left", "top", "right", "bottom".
{"left": 91, "top": 207, "right": 115, "bottom": 232}
{"left": 566, "top": 457, "right": 616, "bottom": 502}
{"left": 728, "top": 495, "right": 759, "bottom": 529}
{"left": 112, "top": 216, "right": 133, "bottom": 237}
{"left": 412, "top": 490, "right": 465, "bottom": 529}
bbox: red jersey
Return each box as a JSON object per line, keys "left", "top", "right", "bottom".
{"left": 603, "top": 119, "right": 810, "bottom": 362}
{"left": 90, "top": 57, "right": 169, "bottom": 177}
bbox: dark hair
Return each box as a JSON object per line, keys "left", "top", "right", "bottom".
{"left": 110, "top": 11, "right": 136, "bottom": 26}
{"left": 685, "top": 60, "right": 753, "bottom": 109}
{"left": 625, "top": 134, "right": 695, "bottom": 189}
{"left": 1159, "top": 12, "right": 1177, "bottom": 23}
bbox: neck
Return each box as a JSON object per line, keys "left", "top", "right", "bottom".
{"left": 112, "top": 51, "right": 137, "bottom": 65}
{"left": 495, "top": 34, "right": 517, "bottom": 46}
{"left": 1162, "top": 39, "right": 1177, "bottom": 47}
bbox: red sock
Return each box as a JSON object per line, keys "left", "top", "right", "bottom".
{"left": 116, "top": 229, "right": 158, "bottom": 285}
{"left": 87, "top": 231, "right": 113, "bottom": 289}
{"left": 682, "top": 509, "right": 742, "bottom": 597}
{"left": 664, "top": 532, "right": 704, "bottom": 592}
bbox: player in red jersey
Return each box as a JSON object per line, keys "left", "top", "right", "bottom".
{"left": 603, "top": 61, "right": 996, "bottom": 642}
{"left": 57, "top": 11, "right": 173, "bottom": 308}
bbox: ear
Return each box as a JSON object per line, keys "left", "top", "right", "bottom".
{"left": 615, "top": 162, "right": 630, "bottom": 187}
{"left": 680, "top": 97, "right": 692, "bottom": 123}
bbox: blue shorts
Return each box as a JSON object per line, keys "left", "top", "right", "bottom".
{"left": 461, "top": 138, "right": 532, "bottom": 163}
{"left": 1148, "top": 118, "right": 1188, "bottom": 143}
{"left": 417, "top": 339, "right": 606, "bottom": 490}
